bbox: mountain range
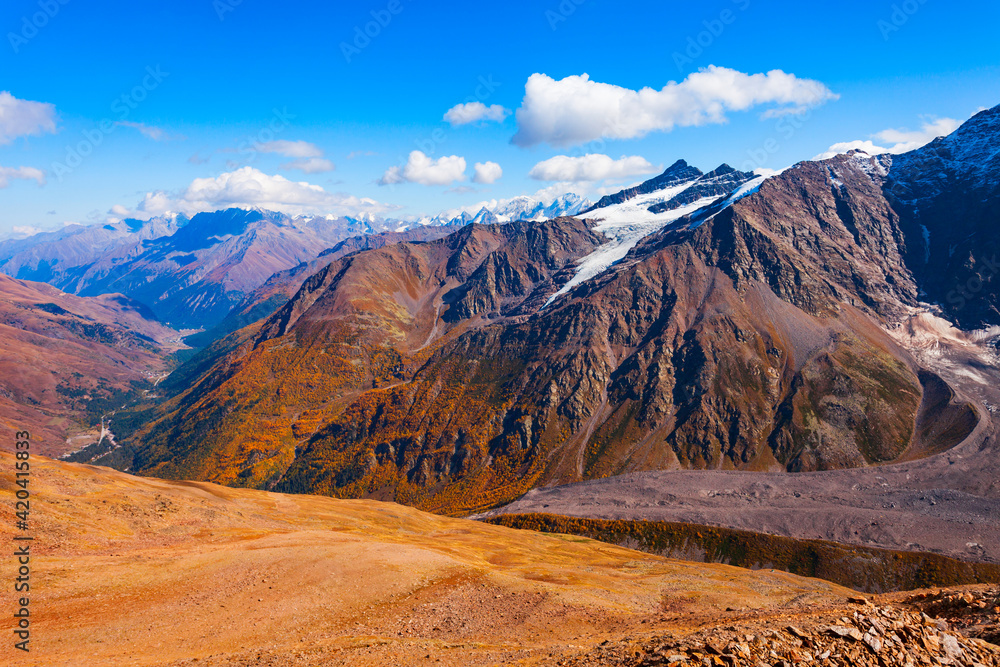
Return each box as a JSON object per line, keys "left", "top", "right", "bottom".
{"left": 412, "top": 193, "right": 592, "bottom": 228}
{"left": 81, "top": 104, "right": 1000, "bottom": 517}
{"left": 0, "top": 195, "right": 593, "bottom": 332}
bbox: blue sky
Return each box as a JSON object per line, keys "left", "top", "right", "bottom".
{"left": 1, "top": 0, "right": 999, "bottom": 234}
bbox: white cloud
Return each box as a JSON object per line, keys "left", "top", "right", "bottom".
{"left": 117, "top": 121, "right": 185, "bottom": 141}
{"left": 752, "top": 167, "right": 786, "bottom": 178}
{"left": 281, "top": 157, "right": 336, "bottom": 174}
{"left": 528, "top": 154, "right": 658, "bottom": 182}
{"left": 871, "top": 117, "right": 961, "bottom": 152}
{"left": 378, "top": 151, "right": 467, "bottom": 186}
{"left": 0, "top": 165, "right": 45, "bottom": 188}
{"left": 10, "top": 225, "right": 43, "bottom": 238}
{"left": 444, "top": 102, "right": 511, "bottom": 126}
{"left": 0, "top": 92, "right": 57, "bottom": 145}
{"left": 124, "top": 167, "right": 395, "bottom": 219}
{"left": 814, "top": 117, "right": 962, "bottom": 160}
{"left": 512, "top": 67, "right": 838, "bottom": 148}
{"left": 813, "top": 140, "right": 890, "bottom": 160}
{"left": 472, "top": 161, "right": 503, "bottom": 184}
{"left": 109, "top": 204, "right": 131, "bottom": 217}
{"left": 256, "top": 140, "right": 324, "bottom": 159}
{"left": 532, "top": 181, "right": 592, "bottom": 203}
{"left": 250, "top": 140, "right": 336, "bottom": 173}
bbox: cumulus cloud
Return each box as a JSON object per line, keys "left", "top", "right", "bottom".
{"left": 528, "top": 154, "right": 658, "bottom": 182}
{"left": 0, "top": 165, "right": 46, "bottom": 188}
{"left": 444, "top": 102, "right": 511, "bottom": 126}
{"left": 512, "top": 67, "right": 838, "bottom": 148}
{"left": 122, "top": 167, "right": 395, "bottom": 219}
{"left": 378, "top": 151, "right": 467, "bottom": 186}
{"left": 10, "top": 225, "right": 43, "bottom": 238}
{"left": 0, "top": 92, "right": 58, "bottom": 145}
{"left": 813, "top": 140, "right": 890, "bottom": 160}
{"left": 814, "top": 117, "right": 962, "bottom": 160}
{"left": 872, "top": 117, "right": 961, "bottom": 152}
{"left": 117, "top": 121, "right": 185, "bottom": 141}
{"left": 472, "top": 161, "right": 503, "bottom": 184}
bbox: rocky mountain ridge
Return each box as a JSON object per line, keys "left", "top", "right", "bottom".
{"left": 96, "top": 105, "right": 1000, "bottom": 518}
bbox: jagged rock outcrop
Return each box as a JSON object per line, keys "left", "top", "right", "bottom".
{"left": 631, "top": 602, "right": 1000, "bottom": 667}
{"left": 584, "top": 160, "right": 705, "bottom": 211}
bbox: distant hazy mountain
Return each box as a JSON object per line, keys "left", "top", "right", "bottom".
{"left": 1, "top": 209, "right": 393, "bottom": 330}
{"left": 1, "top": 194, "right": 595, "bottom": 331}
{"left": 0, "top": 214, "right": 187, "bottom": 285}
{"left": 412, "top": 193, "right": 592, "bottom": 228}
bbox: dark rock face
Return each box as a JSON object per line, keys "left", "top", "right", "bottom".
{"left": 883, "top": 105, "right": 1000, "bottom": 328}
{"left": 583, "top": 160, "right": 704, "bottom": 212}
{"left": 124, "top": 107, "right": 999, "bottom": 514}
{"left": 647, "top": 164, "right": 756, "bottom": 214}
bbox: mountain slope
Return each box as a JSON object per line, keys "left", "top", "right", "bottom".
{"left": 583, "top": 159, "right": 704, "bottom": 211}
{"left": 0, "top": 214, "right": 186, "bottom": 285}
{"left": 1, "top": 450, "right": 857, "bottom": 666}
{"left": 0, "top": 274, "right": 178, "bottom": 456}
{"left": 275, "top": 155, "right": 936, "bottom": 513}
{"left": 121, "top": 218, "right": 605, "bottom": 488}
{"left": 70, "top": 208, "right": 388, "bottom": 329}
{"left": 884, "top": 105, "right": 1000, "bottom": 328}
{"left": 114, "top": 107, "right": 998, "bottom": 516}
{"left": 182, "top": 223, "right": 463, "bottom": 349}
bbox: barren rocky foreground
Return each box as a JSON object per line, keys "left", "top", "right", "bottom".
{"left": 2, "top": 451, "right": 999, "bottom": 666}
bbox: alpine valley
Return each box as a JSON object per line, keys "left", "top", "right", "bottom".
{"left": 11, "top": 2, "right": 1000, "bottom": 663}
{"left": 6, "top": 104, "right": 986, "bottom": 556}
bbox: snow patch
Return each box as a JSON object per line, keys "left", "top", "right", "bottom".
{"left": 690, "top": 166, "right": 791, "bottom": 230}
{"left": 543, "top": 186, "right": 720, "bottom": 307}
{"left": 849, "top": 151, "right": 889, "bottom": 179}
